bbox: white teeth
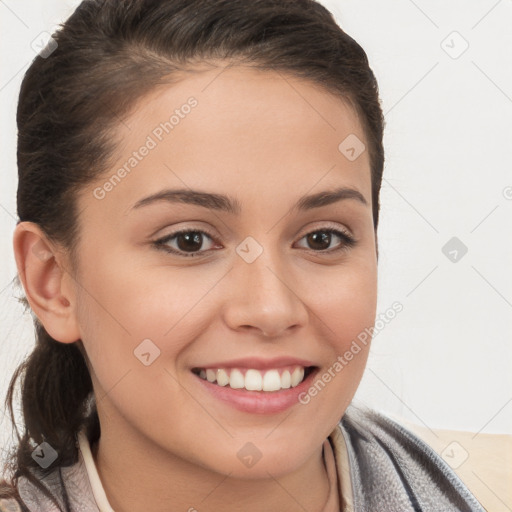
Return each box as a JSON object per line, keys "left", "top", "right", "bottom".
{"left": 290, "top": 367, "right": 304, "bottom": 387}
{"left": 216, "top": 369, "right": 230, "bottom": 386}
{"left": 262, "top": 369, "right": 281, "bottom": 391}
{"left": 196, "top": 365, "right": 309, "bottom": 392}
{"left": 229, "top": 369, "right": 245, "bottom": 389}
{"left": 281, "top": 370, "right": 291, "bottom": 389}
{"left": 245, "top": 369, "right": 263, "bottom": 391}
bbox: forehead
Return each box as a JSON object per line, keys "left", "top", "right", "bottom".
{"left": 79, "top": 63, "right": 371, "bottom": 221}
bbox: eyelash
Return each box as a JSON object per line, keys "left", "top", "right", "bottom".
{"left": 152, "top": 226, "right": 357, "bottom": 258}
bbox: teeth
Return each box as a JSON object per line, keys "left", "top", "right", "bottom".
{"left": 216, "top": 369, "right": 229, "bottom": 386}
{"left": 262, "top": 369, "right": 281, "bottom": 391}
{"left": 196, "top": 365, "right": 309, "bottom": 392}
{"left": 245, "top": 369, "right": 262, "bottom": 390}
{"left": 229, "top": 369, "right": 245, "bottom": 389}
{"left": 281, "top": 370, "right": 291, "bottom": 389}
{"left": 291, "top": 367, "right": 305, "bottom": 387}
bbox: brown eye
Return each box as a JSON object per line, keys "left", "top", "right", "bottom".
{"left": 296, "top": 228, "right": 356, "bottom": 253}
{"left": 153, "top": 226, "right": 356, "bottom": 258}
{"left": 154, "top": 229, "right": 217, "bottom": 257}
{"left": 306, "top": 231, "right": 331, "bottom": 250}
{"left": 175, "top": 231, "right": 204, "bottom": 252}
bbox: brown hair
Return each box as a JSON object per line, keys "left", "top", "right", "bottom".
{"left": 1, "top": 0, "right": 385, "bottom": 508}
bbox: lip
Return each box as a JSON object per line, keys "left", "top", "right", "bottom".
{"left": 192, "top": 366, "right": 320, "bottom": 415}
{"left": 191, "top": 356, "right": 316, "bottom": 371}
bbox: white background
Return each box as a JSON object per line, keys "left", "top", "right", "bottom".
{"left": 1, "top": 0, "right": 511, "bottom": 469}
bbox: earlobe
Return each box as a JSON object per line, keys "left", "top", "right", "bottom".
{"left": 12, "top": 221, "right": 81, "bottom": 344}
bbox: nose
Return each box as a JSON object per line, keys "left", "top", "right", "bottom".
{"left": 222, "top": 247, "right": 309, "bottom": 339}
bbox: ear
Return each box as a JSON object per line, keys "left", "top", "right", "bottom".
{"left": 12, "top": 221, "right": 81, "bottom": 344}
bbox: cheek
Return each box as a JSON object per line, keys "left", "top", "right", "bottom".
{"left": 74, "top": 255, "right": 217, "bottom": 401}
{"left": 75, "top": 275, "right": 194, "bottom": 431}
{"left": 76, "top": 245, "right": 207, "bottom": 341}
{"left": 297, "top": 259, "right": 377, "bottom": 419}
{"left": 316, "top": 256, "right": 378, "bottom": 347}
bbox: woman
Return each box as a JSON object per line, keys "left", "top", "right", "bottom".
{"left": 0, "top": 0, "right": 486, "bottom": 510}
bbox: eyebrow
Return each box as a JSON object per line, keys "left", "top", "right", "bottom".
{"left": 129, "top": 186, "right": 368, "bottom": 215}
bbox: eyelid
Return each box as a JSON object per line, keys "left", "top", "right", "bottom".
{"left": 293, "top": 224, "right": 357, "bottom": 255}
{"left": 296, "top": 221, "right": 353, "bottom": 239}
{"left": 152, "top": 217, "right": 359, "bottom": 256}
{"left": 152, "top": 226, "right": 219, "bottom": 257}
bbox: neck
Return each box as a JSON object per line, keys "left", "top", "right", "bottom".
{"left": 91, "top": 423, "right": 333, "bottom": 512}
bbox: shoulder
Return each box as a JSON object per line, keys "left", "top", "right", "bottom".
{"left": 339, "top": 402, "right": 487, "bottom": 512}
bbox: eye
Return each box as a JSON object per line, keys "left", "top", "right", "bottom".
{"left": 153, "top": 229, "right": 218, "bottom": 257}
{"left": 152, "top": 226, "right": 357, "bottom": 258}
{"left": 295, "top": 227, "right": 356, "bottom": 254}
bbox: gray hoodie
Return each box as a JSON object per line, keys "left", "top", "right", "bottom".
{"left": 1, "top": 403, "right": 486, "bottom": 511}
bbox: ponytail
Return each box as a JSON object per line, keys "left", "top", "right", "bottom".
{"left": 0, "top": 285, "right": 99, "bottom": 507}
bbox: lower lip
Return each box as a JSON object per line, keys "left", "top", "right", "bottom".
{"left": 192, "top": 368, "right": 319, "bottom": 414}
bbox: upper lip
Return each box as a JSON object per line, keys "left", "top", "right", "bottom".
{"left": 193, "top": 356, "right": 316, "bottom": 371}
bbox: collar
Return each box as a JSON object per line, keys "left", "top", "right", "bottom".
{"left": 16, "top": 423, "right": 353, "bottom": 512}
{"left": 76, "top": 429, "right": 114, "bottom": 512}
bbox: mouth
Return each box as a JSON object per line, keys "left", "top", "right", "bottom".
{"left": 191, "top": 365, "right": 317, "bottom": 393}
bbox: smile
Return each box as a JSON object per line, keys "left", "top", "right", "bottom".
{"left": 192, "top": 365, "right": 316, "bottom": 392}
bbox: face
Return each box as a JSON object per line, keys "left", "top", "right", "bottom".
{"left": 69, "top": 62, "right": 378, "bottom": 479}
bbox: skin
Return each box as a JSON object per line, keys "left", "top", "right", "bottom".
{"left": 13, "top": 62, "right": 378, "bottom": 512}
